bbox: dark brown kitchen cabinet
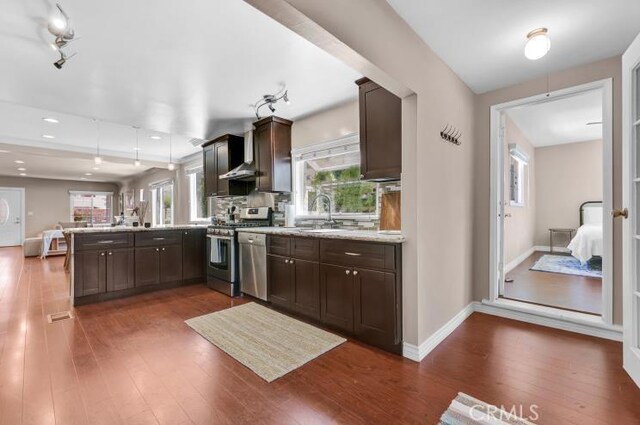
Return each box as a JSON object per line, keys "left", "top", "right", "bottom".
{"left": 182, "top": 229, "right": 206, "bottom": 281}
{"left": 253, "top": 116, "right": 292, "bottom": 192}
{"left": 160, "top": 245, "right": 183, "bottom": 283}
{"left": 202, "top": 134, "right": 249, "bottom": 197}
{"left": 319, "top": 263, "right": 355, "bottom": 333}
{"left": 106, "top": 248, "right": 135, "bottom": 292}
{"left": 74, "top": 249, "right": 107, "bottom": 296}
{"left": 134, "top": 246, "right": 161, "bottom": 287}
{"left": 292, "top": 259, "right": 320, "bottom": 320}
{"left": 356, "top": 77, "right": 402, "bottom": 181}
{"left": 267, "top": 254, "right": 292, "bottom": 308}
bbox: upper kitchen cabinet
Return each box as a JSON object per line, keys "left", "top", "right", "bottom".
{"left": 202, "top": 134, "right": 250, "bottom": 197}
{"left": 253, "top": 116, "right": 293, "bottom": 193}
{"left": 356, "top": 77, "right": 402, "bottom": 181}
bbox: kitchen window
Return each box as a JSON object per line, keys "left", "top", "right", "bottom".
{"left": 151, "top": 180, "right": 174, "bottom": 226}
{"left": 69, "top": 191, "right": 113, "bottom": 225}
{"left": 293, "top": 135, "right": 378, "bottom": 218}
{"left": 187, "top": 166, "right": 207, "bottom": 221}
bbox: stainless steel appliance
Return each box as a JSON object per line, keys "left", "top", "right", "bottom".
{"left": 206, "top": 207, "right": 272, "bottom": 297}
{"left": 238, "top": 232, "right": 267, "bottom": 300}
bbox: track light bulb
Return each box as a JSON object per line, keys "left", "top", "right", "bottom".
{"left": 94, "top": 156, "right": 102, "bottom": 165}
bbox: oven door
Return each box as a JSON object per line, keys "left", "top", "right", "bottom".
{"left": 206, "top": 234, "right": 236, "bottom": 282}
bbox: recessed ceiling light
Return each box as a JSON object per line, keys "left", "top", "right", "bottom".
{"left": 42, "top": 117, "right": 59, "bottom": 124}
{"left": 15, "top": 160, "right": 24, "bottom": 164}
{"left": 0, "top": 149, "right": 10, "bottom": 153}
{"left": 17, "top": 167, "right": 26, "bottom": 171}
{"left": 19, "top": 173, "right": 26, "bottom": 176}
{"left": 150, "top": 135, "right": 161, "bottom": 140}
{"left": 524, "top": 28, "right": 551, "bottom": 60}
{"left": 81, "top": 177, "right": 87, "bottom": 180}
{"left": 42, "top": 134, "right": 56, "bottom": 139}
{"left": 133, "top": 147, "right": 141, "bottom": 151}
{"left": 92, "top": 167, "right": 100, "bottom": 170}
{"left": 84, "top": 172, "right": 92, "bottom": 176}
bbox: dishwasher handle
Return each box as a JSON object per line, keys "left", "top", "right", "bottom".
{"left": 237, "top": 232, "right": 266, "bottom": 246}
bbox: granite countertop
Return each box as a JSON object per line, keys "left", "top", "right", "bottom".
{"left": 236, "top": 226, "right": 405, "bottom": 243}
{"left": 63, "top": 224, "right": 209, "bottom": 234}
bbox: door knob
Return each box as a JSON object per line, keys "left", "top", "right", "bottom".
{"left": 612, "top": 208, "right": 628, "bottom": 219}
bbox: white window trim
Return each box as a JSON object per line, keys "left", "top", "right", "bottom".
{"left": 509, "top": 156, "right": 526, "bottom": 207}
{"left": 68, "top": 191, "right": 114, "bottom": 224}
{"left": 150, "top": 180, "right": 174, "bottom": 226}
{"left": 292, "top": 133, "right": 380, "bottom": 219}
{"left": 188, "top": 167, "right": 209, "bottom": 223}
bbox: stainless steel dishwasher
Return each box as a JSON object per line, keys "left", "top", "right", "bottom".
{"left": 238, "top": 232, "right": 267, "bottom": 301}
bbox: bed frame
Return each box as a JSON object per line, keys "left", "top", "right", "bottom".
{"left": 580, "top": 200, "right": 603, "bottom": 226}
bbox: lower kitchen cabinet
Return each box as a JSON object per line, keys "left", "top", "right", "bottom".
{"left": 319, "top": 264, "right": 354, "bottom": 333}
{"left": 135, "top": 246, "right": 161, "bottom": 287}
{"left": 160, "top": 245, "right": 183, "bottom": 283}
{"left": 106, "top": 248, "right": 135, "bottom": 292}
{"left": 291, "top": 259, "right": 320, "bottom": 320}
{"left": 182, "top": 229, "right": 206, "bottom": 280}
{"left": 267, "top": 254, "right": 293, "bottom": 308}
{"left": 74, "top": 250, "right": 107, "bottom": 297}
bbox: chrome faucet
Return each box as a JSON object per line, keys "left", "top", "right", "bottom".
{"left": 310, "top": 194, "right": 338, "bottom": 228}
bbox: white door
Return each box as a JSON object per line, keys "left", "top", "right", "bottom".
{"left": 0, "top": 188, "right": 24, "bottom": 247}
{"left": 622, "top": 33, "right": 640, "bottom": 388}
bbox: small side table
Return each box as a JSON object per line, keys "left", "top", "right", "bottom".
{"left": 549, "top": 228, "right": 576, "bottom": 253}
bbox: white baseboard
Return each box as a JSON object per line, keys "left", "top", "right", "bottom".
{"left": 402, "top": 298, "right": 622, "bottom": 362}
{"left": 504, "top": 246, "right": 536, "bottom": 274}
{"left": 402, "top": 303, "right": 475, "bottom": 362}
{"left": 535, "top": 245, "right": 570, "bottom": 254}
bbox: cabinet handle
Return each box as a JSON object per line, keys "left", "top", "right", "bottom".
{"left": 156, "top": 248, "right": 160, "bottom": 252}
{"left": 108, "top": 252, "right": 112, "bottom": 256}
{"left": 100, "top": 252, "right": 105, "bottom": 256}
{"left": 184, "top": 231, "right": 188, "bottom": 235}
{"left": 153, "top": 237, "right": 166, "bottom": 241}
{"left": 162, "top": 247, "right": 165, "bottom": 251}
{"left": 353, "top": 270, "right": 358, "bottom": 275}
{"left": 284, "top": 259, "right": 289, "bottom": 264}
{"left": 97, "top": 240, "right": 114, "bottom": 244}
{"left": 344, "top": 252, "right": 361, "bottom": 257}
{"left": 290, "top": 259, "right": 294, "bottom": 265}
{"left": 345, "top": 269, "right": 351, "bottom": 275}
{"left": 360, "top": 174, "right": 364, "bottom": 179}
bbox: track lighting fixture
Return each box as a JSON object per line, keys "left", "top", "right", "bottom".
{"left": 48, "top": 3, "right": 77, "bottom": 69}
{"left": 133, "top": 126, "right": 142, "bottom": 167}
{"left": 167, "top": 134, "right": 175, "bottom": 171}
{"left": 53, "top": 49, "right": 76, "bottom": 69}
{"left": 254, "top": 88, "right": 290, "bottom": 119}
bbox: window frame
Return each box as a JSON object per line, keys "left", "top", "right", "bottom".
{"left": 292, "top": 134, "right": 380, "bottom": 219}
{"left": 150, "top": 180, "right": 174, "bottom": 226}
{"left": 187, "top": 166, "right": 208, "bottom": 223}
{"left": 68, "top": 190, "right": 114, "bottom": 225}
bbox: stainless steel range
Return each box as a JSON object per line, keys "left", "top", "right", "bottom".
{"left": 206, "top": 207, "right": 272, "bottom": 297}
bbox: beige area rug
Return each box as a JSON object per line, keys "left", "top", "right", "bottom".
{"left": 185, "top": 302, "right": 346, "bottom": 382}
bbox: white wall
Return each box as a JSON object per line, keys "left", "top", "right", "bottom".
{"left": 291, "top": 100, "right": 358, "bottom": 148}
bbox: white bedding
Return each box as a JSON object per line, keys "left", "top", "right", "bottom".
{"left": 568, "top": 224, "right": 603, "bottom": 263}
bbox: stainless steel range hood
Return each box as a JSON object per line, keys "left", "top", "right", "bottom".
{"left": 219, "top": 130, "right": 256, "bottom": 180}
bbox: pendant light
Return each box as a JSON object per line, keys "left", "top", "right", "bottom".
{"left": 524, "top": 28, "right": 550, "bottom": 60}
{"left": 167, "top": 133, "right": 175, "bottom": 171}
{"left": 133, "top": 126, "right": 141, "bottom": 167}
{"left": 93, "top": 119, "right": 102, "bottom": 165}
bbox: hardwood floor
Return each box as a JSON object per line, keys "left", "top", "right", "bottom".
{"left": 504, "top": 251, "right": 602, "bottom": 315}
{"left": 0, "top": 247, "right": 638, "bottom": 424}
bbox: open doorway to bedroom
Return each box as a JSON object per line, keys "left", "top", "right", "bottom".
{"left": 491, "top": 79, "right": 613, "bottom": 321}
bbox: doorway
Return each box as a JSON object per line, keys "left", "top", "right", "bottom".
{"left": 0, "top": 187, "right": 25, "bottom": 247}
{"left": 489, "top": 79, "right": 613, "bottom": 323}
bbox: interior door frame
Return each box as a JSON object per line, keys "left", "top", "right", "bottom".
{"left": 0, "top": 187, "right": 25, "bottom": 246}
{"left": 489, "top": 78, "right": 614, "bottom": 325}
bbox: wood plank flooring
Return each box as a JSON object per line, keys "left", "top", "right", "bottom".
{"left": 0, "top": 247, "right": 639, "bottom": 424}
{"left": 504, "top": 251, "right": 602, "bottom": 315}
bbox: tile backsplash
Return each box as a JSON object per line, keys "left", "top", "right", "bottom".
{"left": 210, "top": 180, "right": 401, "bottom": 231}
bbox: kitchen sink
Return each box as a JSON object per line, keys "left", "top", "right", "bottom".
{"left": 298, "top": 228, "right": 348, "bottom": 233}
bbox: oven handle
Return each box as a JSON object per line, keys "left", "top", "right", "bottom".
{"left": 207, "top": 234, "right": 234, "bottom": 241}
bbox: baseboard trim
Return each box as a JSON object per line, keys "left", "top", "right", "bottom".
{"left": 402, "top": 303, "right": 475, "bottom": 362}
{"left": 535, "top": 245, "right": 570, "bottom": 254}
{"left": 402, "top": 298, "right": 622, "bottom": 362}
{"left": 504, "top": 246, "right": 536, "bottom": 273}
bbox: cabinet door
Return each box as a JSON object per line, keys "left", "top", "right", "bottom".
{"left": 182, "top": 230, "right": 205, "bottom": 280}
{"left": 353, "top": 268, "right": 399, "bottom": 349}
{"left": 320, "top": 264, "right": 354, "bottom": 333}
{"left": 215, "top": 142, "right": 230, "bottom": 196}
{"left": 203, "top": 145, "right": 218, "bottom": 196}
{"left": 291, "top": 259, "right": 320, "bottom": 320}
{"left": 267, "top": 254, "right": 292, "bottom": 308}
{"left": 135, "top": 247, "right": 160, "bottom": 287}
{"left": 160, "top": 245, "right": 183, "bottom": 283}
{"left": 106, "top": 248, "right": 135, "bottom": 292}
{"left": 253, "top": 122, "right": 272, "bottom": 192}
{"left": 358, "top": 80, "right": 402, "bottom": 180}
{"left": 74, "top": 250, "right": 107, "bottom": 296}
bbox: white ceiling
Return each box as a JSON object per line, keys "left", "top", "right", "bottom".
{"left": 386, "top": 0, "right": 640, "bottom": 93}
{"left": 506, "top": 90, "right": 602, "bottom": 147}
{"left": 0, "top": 0, "right": 360, "bottom": 180}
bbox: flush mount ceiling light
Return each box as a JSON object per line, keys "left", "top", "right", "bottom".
{"left": 48, "top": 3, "right": 77, "bottom": 69}
{"left": 42, "top": 117, "right": 59, "bottom": 123}
{"left": 253, "top": 88, "right": 290, "bottom": 119}
{"left": 524, "top": 28, "right": 550, "bottom": 60}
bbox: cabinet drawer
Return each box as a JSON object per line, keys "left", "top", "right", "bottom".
{"left": 75, "top": 232, "right": 133, "bottom": 251}
{"left": 267, "top": 235, "right": 290, "bottom": 256}
{"left": 320, "top": 240, "right": 397, "bottom": 271}
{"left": 135, "top": 231, "right": 182, "bottom": 247}
{"left": 291, "top": 237, "right": 319, "bottom": 261}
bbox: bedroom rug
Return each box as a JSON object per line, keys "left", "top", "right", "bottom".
{"left": 530, "top": 254, "right": 602, "bottom": 278}
{"left": 185, "top": 302, "right": 346, "bottom": 382}
{"left": 439, "top": 393, "right": 536, "bottom": 425}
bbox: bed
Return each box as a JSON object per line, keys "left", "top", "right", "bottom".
{"left": 567, "top": 201, "right": 603, "bottom": 263}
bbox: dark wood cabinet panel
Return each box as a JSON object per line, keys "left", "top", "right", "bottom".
{"left": 291, "top": 259, "right": 320, "bottom": 320}
{"left": 203, "top": 144, "right": 218, "bottom": 197}
{"left": 291, "top": 237, "right": 319, "bottom": 261}
{"left": 354, "top": 268, "right": 400, "bottom": 350}
{"left": 182, "top": 229, "right": 205, "bottom": 280}
{"left": 134, "top": 247, "right": 161, "bottom": 287}
{"left": 320, "top": 239, "right": 397, "bottom": 271}
{"left": 74, "top": 250, "right": 107, "bottom": 296}
{"left": 75, "top": 232, "right": 133, "bottom": 251}
{"left": 356, "top": 78, "right": 402, "bottom": 181}
{"left": 267, "top": 235, "right": 290, "bottom": 257}
{"left": 106, "top": 248, "right": 135, "bottom": 292}
{"left": 160, "top": 244, "right": 183, "bottom": 283}
{"left": 267, "top": 254, "right": 292, "bottom": 308}
{"left": 253, "top": 116, "right": 292, "bottom": 193}
{"left": 135, "top": 230, "right": 182, "bottom": 247}
{"left": 319, "top": 263, "right": 354, "bottom": 333}
{"left": 203, "top": 134, "right": 250, "bottom": 197}
{"left": 214, "top": 142, "right": 230, "bottom": 196}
